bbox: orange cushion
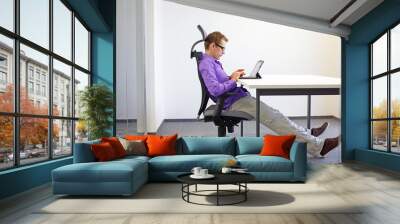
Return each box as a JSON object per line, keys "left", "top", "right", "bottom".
{"left": 146, "top": 134, "right": 178, "bottom": 157}
{"left": 91, "top": 142, "right": 118, "bottom": 161}
{"left": 259, "top": 135, "right": 296, "bottom": 159}
{"left": 101, "top": 137, "right": 127, "bottom": 158}
{"left": 124, "top": 135, "right": 148, "bottom": 141}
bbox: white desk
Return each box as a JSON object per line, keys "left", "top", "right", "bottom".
{"left": 238, "top": 75, "right": 341, "bottom": 136}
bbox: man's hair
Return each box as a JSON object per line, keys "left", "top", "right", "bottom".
{"left": 204, "top": 31, "right": 228, "bottom": 50}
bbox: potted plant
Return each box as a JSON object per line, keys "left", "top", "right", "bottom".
{"left": 79, "top": 84, "right": 113, "bottom": 140}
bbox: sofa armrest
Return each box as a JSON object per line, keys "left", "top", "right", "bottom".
{"left": 289, "top": 142, "right": 307, "bottom": 181}
{"left": 73, "top": 140, "right": 100, "bottom": 163}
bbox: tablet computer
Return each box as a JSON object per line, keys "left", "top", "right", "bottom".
{"left": 240, "top": 60, "right": 264, "bottom": 79}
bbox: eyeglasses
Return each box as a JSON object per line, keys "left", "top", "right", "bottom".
{"left": 215, "top": 43, "right": 225, "bottom": 51}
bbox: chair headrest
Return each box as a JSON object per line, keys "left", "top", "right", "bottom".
{"left": 197, "top": 25, "right": 207, "bottom": 40}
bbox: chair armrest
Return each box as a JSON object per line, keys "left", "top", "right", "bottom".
{"left": 289, "top": 142, "right": 307, "bottom": 182}
{"left": 214, "top": 91, "right": 236, "bottom": 117}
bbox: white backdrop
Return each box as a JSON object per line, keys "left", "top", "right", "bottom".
{"left": 117, "top": 0, "right": 342, "bottom": 131}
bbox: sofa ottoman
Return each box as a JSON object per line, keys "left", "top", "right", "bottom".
{"left": 52, "top": 156, "right": 148, "bottom": 196}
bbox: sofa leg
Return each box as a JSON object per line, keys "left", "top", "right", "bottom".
{"left": 218, "top": 126, "right": 226, "bottom": 137}
{"left": 240, "top": 121, "right": 244, "bottom": 136}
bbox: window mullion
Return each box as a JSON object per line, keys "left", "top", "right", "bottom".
{"left": 71, "top": 10, "right": 76, "bottom": 154}
{"left": 388, "top": 30, "right": 391, "bottom": 152}
{"left": 13, "top": 0, "right": 21, "bottom": 167}
{"left": 49, "top": 0, "right": 54, "bottom": 160}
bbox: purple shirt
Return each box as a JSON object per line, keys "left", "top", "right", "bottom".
{"left": 199, "top": 53, "right": 249, "bottom": 109}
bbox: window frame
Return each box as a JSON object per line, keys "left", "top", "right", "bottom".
{"left": 0, "top": 0, "right": 92, "bottom": 171}
{"left": 370, "top": 21, "right": 400, "bottom": 154}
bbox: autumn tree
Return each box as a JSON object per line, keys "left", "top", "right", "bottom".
{"left": 373, "top": 99, "right": 400, "bottom": 142}
{"left": 0, "top": 84, "right": 60, "bottom": 152}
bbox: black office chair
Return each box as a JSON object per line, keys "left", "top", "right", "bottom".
{"left": 190, "top": 25, "right": 253, "bottom": 137}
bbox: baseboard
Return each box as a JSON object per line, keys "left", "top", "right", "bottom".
{"left": 163, "top": 115, "right": 341, "bottom": 123}
{"left": 124, "top": 116, "right": 341, "bottom": 134}
{"left": 116, "top": 119, "right": 137, "bottom": 123}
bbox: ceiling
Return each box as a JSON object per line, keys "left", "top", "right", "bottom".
{"left": 223, "top": 0, "right": 382, "bottom": 25}
{"left": 166, "top": 0, "right": 384, "bottom": 38}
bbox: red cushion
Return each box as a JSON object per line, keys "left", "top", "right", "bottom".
{"left": 101, "top": 137, "right": 127, "bottom": 158}
{"left": 124, "top": 135, "right": 148, "bottom": 141}
{"left": 146, "top": 134, "right": 178, "bottom": 157}
{"left": 91, "top": 142, "right": 118, "bottom": 161}
{"left": 259, "top": 135, "right": 296, "bottom": 159}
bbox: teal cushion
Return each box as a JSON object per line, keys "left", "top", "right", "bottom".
{"left": 117, "top": 155, "right": 150, "bottom": 162}
{"left": 236, "top": 155, "right": 293, "bottom": 172}
{"left": 178, "top": 137, "right": 235, "bottom": 155}
{"left": 53, "top": 159, "right": 147, "bottom": 183}
{"left": 73, "top": 139, "right": 101, "bottom": 163}
{"left": 149, "top": 154, "right": 235, "bottom": 172}
{"left": 236, "top": 137, "right": 263, "bottom": 155}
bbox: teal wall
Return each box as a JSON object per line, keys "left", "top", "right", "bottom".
{"left": 0, "top": 158, "right": 72, "bottom": 199}
{"left": 92, "top": 31, "right": 115, "bottom": 135}
{"left": 343, "top": 0, "right": 400, "bottom": 171}
{"left": 91, "top": 0, "right": 116, "bottom": 135}
{"left": 0, "top": 0, "right": 116, "bottom": 200}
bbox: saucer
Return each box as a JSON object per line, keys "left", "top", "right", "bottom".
{"left": 190, "top": 174, "right": 215, "bottom": 179}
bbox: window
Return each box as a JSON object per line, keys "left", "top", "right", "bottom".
{"left": 42, "top": 85, "right": 46, "bottom": 97}
{"left": 0, "top": 71, "right": 6, "bottom": 85}
{"left": 53, "top": 119, "right": 72, "bottom": 158}
{"left": 0, "top": 34, "right": 13, "bottom": 113}
{"left": 36, "top": 70, "right": 41, "bottom": 81}
{"left": 371, "top": 23, "right": 400, "bottom": 154}
{"left": 53, "top": 0, "right": 72, "bottom": 60}
{"left": 0, "top": 55, "right": 7, "bottom": 67}
{"left": 53, "top": 59, "right": 72, "bottom": 117}
{"left": 29, "top": 67, "right": 34, "bottom": 80}
{"left": 0, "top": 0, "right": 91, "bottom": 170}
{"left": 391, "top": 24, "right": 400, "bottom": 70}
{"left": 0, "top": 54, "right": 8, "bottom": 88}
{"left": 20, "top": 0, "right": 49, "bottom": 48}
{"left": 0, "top": 116, "right": 13, "bottom": 170}
{"left": 74, "top": 69, "right": 89, "bottom": 118}
{"left": 28, "top": 81, "right": 34, "bottom": 94}
{"left": 75, "top": 18, "right": 89, "bottom": 70}
{"left": 20, "top": 117, "right": 49, "bottom": 165}
{"left": 0, "top": 0, "right": 14, "bottom": 31}
{"left": 36, "top": 84, "right": 40, "bottom": 95}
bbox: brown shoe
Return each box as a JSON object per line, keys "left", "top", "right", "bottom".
{"left": 320, "top": 136, "right": 340, "bottom": 156}
{"left": 311, "top": 122, "right": 329, "bottom": 137}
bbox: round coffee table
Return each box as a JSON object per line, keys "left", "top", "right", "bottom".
{"left": 177, "top": 173, "right": 255, "bottom": 206}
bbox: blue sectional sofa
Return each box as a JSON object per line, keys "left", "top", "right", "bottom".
{"left": 52, "top": 137, "right": 307, "bottom": 196}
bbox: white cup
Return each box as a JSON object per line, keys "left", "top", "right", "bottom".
{"left": 200, "top": 169, "right": 208, "bottom": 176}
{"left": 221, "top": 167, "right": 232, "bottom": 174}
{"left": 191, "top": 167, "right": 202, "bottom": 176}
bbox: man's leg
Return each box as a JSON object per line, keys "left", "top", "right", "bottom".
{"left": 229, "top": 96, "right": 324, "bottom": 156}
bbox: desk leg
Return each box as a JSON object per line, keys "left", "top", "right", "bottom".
{"left": 307, "top": 95, "right": 311, "bottom": 129}
{"left": 256, "top": 90, "right": 260, "bottom": 137}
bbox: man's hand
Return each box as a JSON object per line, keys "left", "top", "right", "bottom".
{"left": 230, "top": 69, "right": 245, "bottom": 81}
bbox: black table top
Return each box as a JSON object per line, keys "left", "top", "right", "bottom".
{"left": 177, "top": 172, "right": 255, "bottom": 185}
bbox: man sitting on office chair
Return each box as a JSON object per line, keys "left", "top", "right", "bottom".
{"left": 198, "top": 31, "right": 339, "bottom": 157}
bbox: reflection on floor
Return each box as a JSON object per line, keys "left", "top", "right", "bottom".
{"left": 117, "top": 117, "right": 341, "bottom": 164}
